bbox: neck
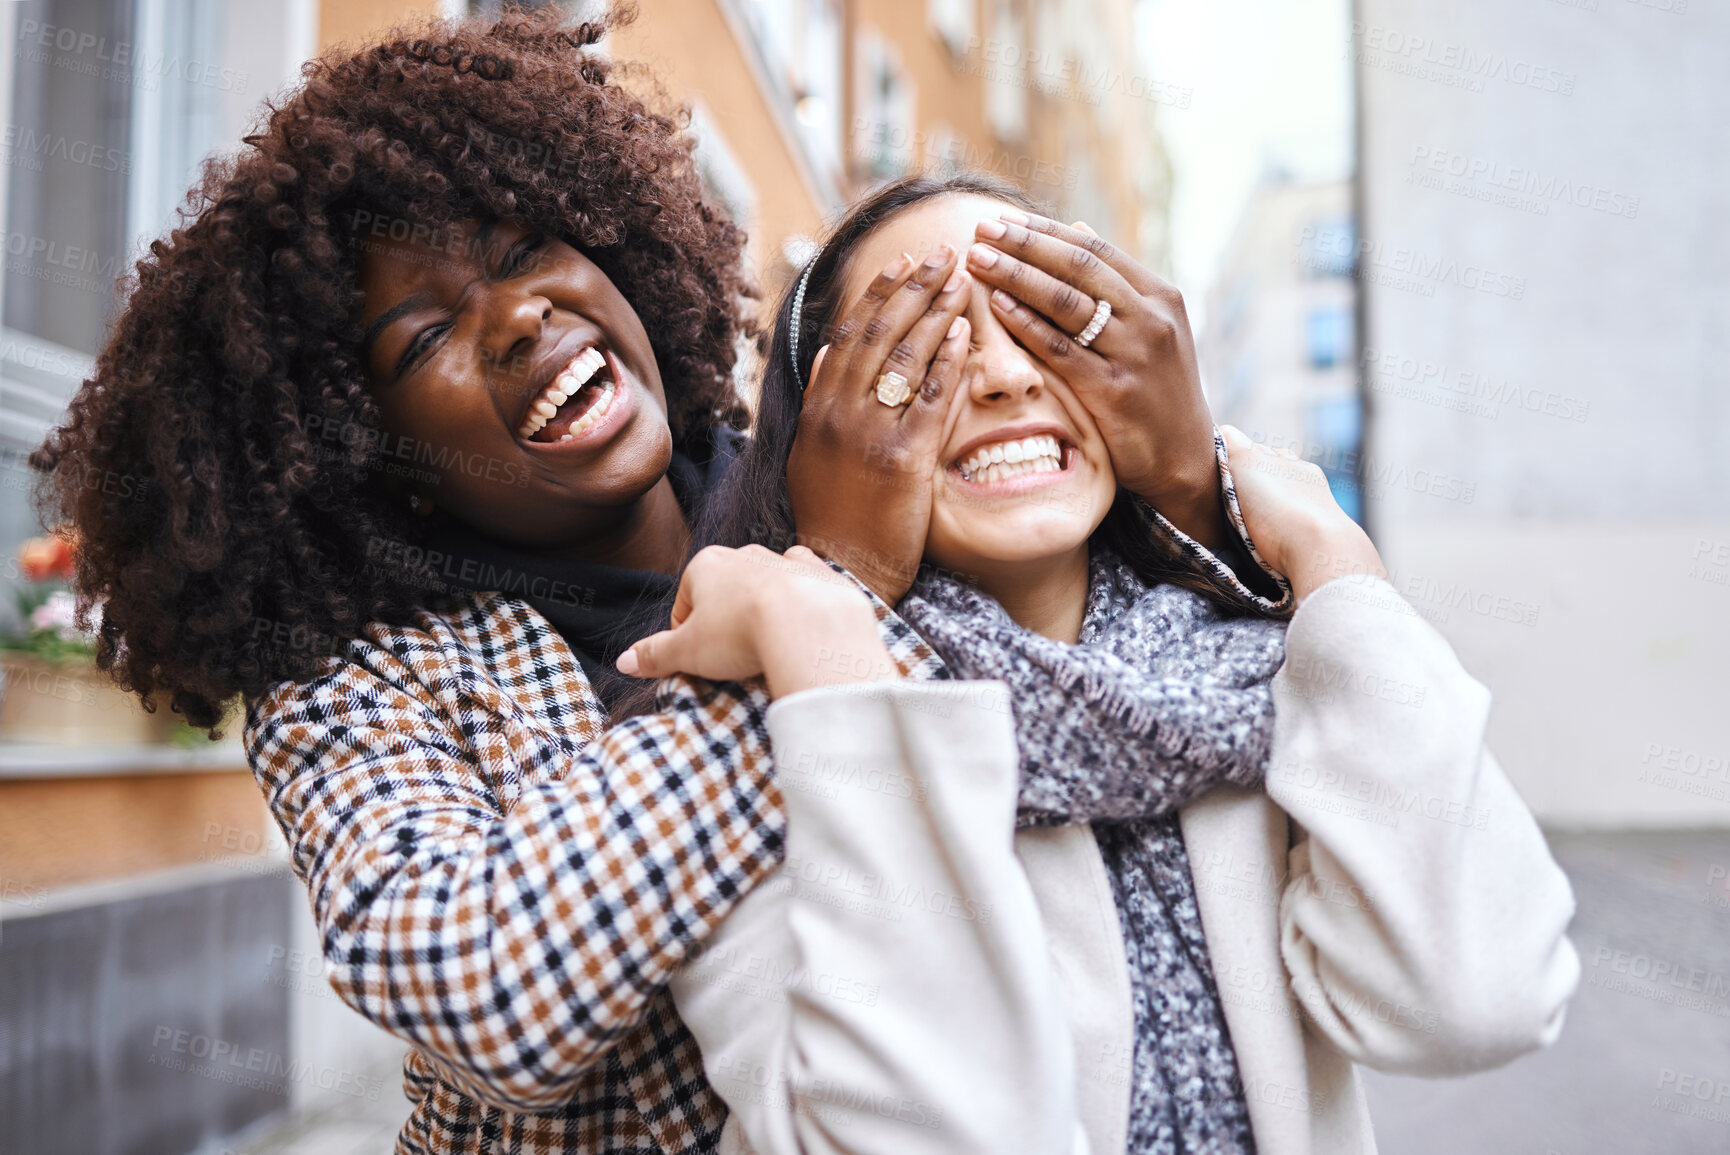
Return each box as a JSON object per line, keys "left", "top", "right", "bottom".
{"left": 970, "top": 543, "right": 1091, "bottom": 644}
{"left": 548, "top": 475, "right": 692, "bottom": 576}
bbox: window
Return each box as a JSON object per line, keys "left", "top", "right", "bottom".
{"left": 5, "top": 0, "right": 140, "bottom": 357}
{"left": 686, "top": 103, "right": 758, "bottom": 232}
{"left": 1305, "top": 305, "right": 1352, "bottom": 370}
{"left": 929, "top": 0, "right": 974, "bottom": 59}
{"left": 854, "top": 29, "right": 916, "bottom": 181}
{"left": 468, "top": 0, "right": 570, "bottom": 17}
{"left": 1303, "top": 396, "right": 1364, "bottom": 524}
{"left": 982, "top": 0, "right": 1025, "bottom": 142}
{"left": 1298, "top": 216, "right": 1355, "bottom": 278}
{"left": 735, "top": 0, "right": 845, "bottom": 180}
{"left": 2, "top": 0, "right": 288, "bottom": 588}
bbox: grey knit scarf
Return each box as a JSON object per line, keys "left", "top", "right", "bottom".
{"left": 898, "top": 550, "right": 1289, "bottom": 1155}
{"left": 898, "top": 551, "right": 1288, "bottom": 824}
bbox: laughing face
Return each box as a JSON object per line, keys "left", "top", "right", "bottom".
{"left": 356, "top": 217, "right": 673, "bottom": 549}
{"left": 834, "top": 195, "right": 1119, "bottom": 582}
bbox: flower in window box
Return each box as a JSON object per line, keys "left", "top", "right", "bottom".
{"left": 2, "top": 531, "right": 174, "bottom": 744}
{"left": 18, "top": 535, "right": 74, "bottom": 584}
{"left": 4, "top": 532, "right": 97, "bottom": 663}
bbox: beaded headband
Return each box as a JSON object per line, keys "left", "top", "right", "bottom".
{"left": 787, "top": 256, "right": 818, "bottom": 392}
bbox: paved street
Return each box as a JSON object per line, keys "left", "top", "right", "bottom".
{"left": 232, "top": 832, "right": 1730, "bottom": 1155}
{"left": 1363, "top": 830, "right": 1730, "bottom": 1155}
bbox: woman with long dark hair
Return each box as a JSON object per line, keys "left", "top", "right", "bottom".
{"left": 629, "top": 174, "right": 1581, "bottom": 1155}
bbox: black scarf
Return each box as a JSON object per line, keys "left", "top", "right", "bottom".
{"left": 414, "top": 427, "right": 742, "bottom": 711}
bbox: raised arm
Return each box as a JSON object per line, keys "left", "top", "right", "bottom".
{"left": 1213, "top": 426, "right": 1579, "bottom": 1073}
{"left": 1265, "top": 573, "right": 1578, "bottom": 1073}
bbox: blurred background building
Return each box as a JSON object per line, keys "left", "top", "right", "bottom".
{"left": 1199, "top": 175, "right": 1360, "bottom": 519}
{"left": 3, "top": 0, "right": 1727, "bottom": 1152}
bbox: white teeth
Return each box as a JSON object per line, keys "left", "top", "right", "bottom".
{"left": 519, "top": 346, "right": 612, "bottom": 439}
{"left": 559, "top": 384, "right": 615, "bottom": 441}
{"left": 955, "top": 433, "right": 1065, "bottom": 480}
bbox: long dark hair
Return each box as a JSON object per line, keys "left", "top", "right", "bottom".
{"left": 700, "top": 171, "right": 1282, "bottom": 618}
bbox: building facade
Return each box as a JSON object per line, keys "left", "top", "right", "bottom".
{"left": 1198, "top": 176, "right": 1361, "bottom": 521}
{"left": 1353, "top": 0, "right": 1730, "bottom": 827}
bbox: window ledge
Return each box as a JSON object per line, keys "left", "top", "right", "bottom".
{"left": 0, "top": 739, "right": 247, "bottom": 780}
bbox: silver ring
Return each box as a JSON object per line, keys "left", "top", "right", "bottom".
{"left": 1073, "top": 298, "right": 1112, "bottom": 348}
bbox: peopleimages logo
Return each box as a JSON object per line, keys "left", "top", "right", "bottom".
{"left": 1295, "top": 226, "right": 1528, "bottom": 301}
{"left": 1350, "top": 23, "right": 1577, "bottom": 96}
{"left": 1407, "top": 145, "right": 1640, "bottom": 219}
{"left": 1360, "top": 346, "right": 1592, "bottom": 424}
{"left": 17, "top": 19, "right": 249, "bottom": 93}
{"left": 0, "top": 126, "right": 128, "bottom": 174}
{"left": 3, "top": 231, "right": 126, "bottom": 282}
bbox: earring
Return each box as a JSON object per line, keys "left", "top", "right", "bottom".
{"left": 408, "top": 494, "right": 423, "bottom": 513}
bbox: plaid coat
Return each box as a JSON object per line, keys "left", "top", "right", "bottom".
{"left": 245, "top": 442, "right": 1288, "bottom": 1155}
{"left": 245, "top": 588, "right": 946, "bottom": 1154}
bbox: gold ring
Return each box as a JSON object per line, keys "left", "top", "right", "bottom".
{"left": 875, "top": 371, "right": 913, "bottom": 407}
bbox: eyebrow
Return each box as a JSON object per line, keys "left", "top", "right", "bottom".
{"left": 474, "top": 218, "right": 500, "bottom": 255}
{"left": 359, "top": 292, "right": 434, "bottom": 364}
{"left": 356, "top": 220, "right": 510, "bottom": 367}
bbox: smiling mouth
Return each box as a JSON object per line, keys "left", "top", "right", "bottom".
{"left": 952, "top": 433, "right": 1073, "bottom": 485}
{"left": 517, "top": 346, "right": 621, "bottom": 442}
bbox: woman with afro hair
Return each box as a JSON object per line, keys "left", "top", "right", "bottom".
{"left": 29, "top": 4, "right": 1279, "bottom": 1151}
{"left": 24, "top": 6, "right": 1144, "bottom": 1152}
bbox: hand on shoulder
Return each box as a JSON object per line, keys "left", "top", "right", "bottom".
{"left": 619, "top": 545, "right": 900, "bottom": 698}
{"left": 1219, "top": 425, "right": 1388, "bottom": 603}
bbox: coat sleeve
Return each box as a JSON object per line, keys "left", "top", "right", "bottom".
{"left": 244, "top": 640, "right": 782, "bottom": 1113}
{"left": 671, "top": 680, "right": 1087, "bottom": 1155}
{"left": 1125, "top": 426, "right": 1295, "bottom": 616}
{"left": 1265, "top": 575, "right": 1580, "bottom": 1075}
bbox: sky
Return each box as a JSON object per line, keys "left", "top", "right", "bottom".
{"left": 1136, "top": 0, "right": 1354, "bottom": 323}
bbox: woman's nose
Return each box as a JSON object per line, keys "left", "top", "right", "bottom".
{"left": 966, "top": 294, "right": 1044, "bottom": 404}
{"left": 482, "top": 288, "right": 553, "bottom": 367}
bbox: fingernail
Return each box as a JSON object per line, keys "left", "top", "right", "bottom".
{"left": 943, "top": 267, "right": 967, "bottom": 293}
{"left": 968, "top": 243, "right": 998, "bottom": 269}
{"left": 947, "top": 315, "right": 967, "bottom": 340}
{"left": 975, "top": 218, "right": 1007, "bottom": 240}
{"left": 885, "top": 253, "right": 913, "bottom": 278}
{"left": 999, "top": 208, "right": 1029, "bottom": 225}
{"left": 616, "top": 649, "right": 640, "bottom": 675}
{"left": 991, "top": 288, "right": 1015, "bottom": 310}
{"left": 922, "top": 244, "right": 952, "bottom": 268}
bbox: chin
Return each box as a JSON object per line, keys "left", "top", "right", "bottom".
{"left": 926, "top": 518, "right": 1096, "bottom": 579}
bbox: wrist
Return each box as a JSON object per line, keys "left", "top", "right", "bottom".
{"left": 1283, "top": 522, "right": 1386, "bottom": 602}
{"left": 758, "top": 596, "right": 899, "bottom": 699}
{"left": 1132, "top": 464, "right": 1227, "bottom": 551}
{"left": 1125, "top": 424, "right": 1227, "bottom": 549}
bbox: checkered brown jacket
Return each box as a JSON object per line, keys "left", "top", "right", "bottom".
{"left": 245, "top": 589, "right": 944, "bottom": 1154}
